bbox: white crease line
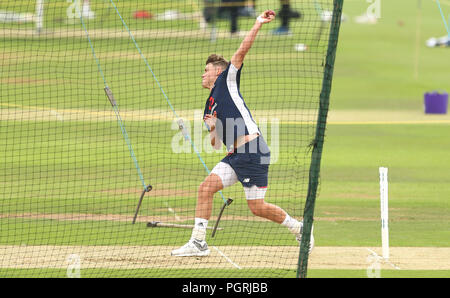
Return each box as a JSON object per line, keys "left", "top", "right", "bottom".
{"left": 366, "top": 248, "right": 401, "bottom": 270}
{"left": 212, "top": 246, "right": 241, "bottom": 270}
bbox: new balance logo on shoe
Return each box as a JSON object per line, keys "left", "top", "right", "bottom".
{"left": 171, "top": 239, "right": 210, "bottom": 257}
{"left": 193, "top": 239, "right": 208, "bottom": 251}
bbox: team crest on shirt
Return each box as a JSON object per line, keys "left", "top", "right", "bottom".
{"left": 208, "top": 96, "right": 217, "bottom": 114}
{"left": 208, "top": 96, "right": 217, "bottom": 115}
{"left": 208, "top": 96, "right": 214, "bottom": 110}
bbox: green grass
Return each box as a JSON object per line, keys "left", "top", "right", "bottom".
{"left": 1, "top": 268, "right": 448, "bottom": 278}
{"left": 0, "top": 268, "right": 298, "bottom": 278}
{"left": 317, "top": 124, "right": 450, "bottom": 248}
{"left": 0, "top": 218, "right": 298, "bottom": 246}
{"left": 1, "top": 0, "right": 449, "bottom": 278}
{"left": 332, "top": 0, "right": 450, "bottom": 110}
{"left": 308, "top": 269, "right": 450, "bottom": 278}
{"left": 1, "top": 124, "right": 448, "bottom": 248}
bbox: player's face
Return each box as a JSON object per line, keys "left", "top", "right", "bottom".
{"left": 202, "top": 63, "right": 220, "bottom": 90}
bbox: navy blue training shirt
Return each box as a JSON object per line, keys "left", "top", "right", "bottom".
{"left": 203, "top": 63, "right": 260, "bottom": 152}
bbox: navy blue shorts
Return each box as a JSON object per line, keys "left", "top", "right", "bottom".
{"left": 220, "top": 136, "right": 270, "bottom": 188}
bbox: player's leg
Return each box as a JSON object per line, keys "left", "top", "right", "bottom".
{"left": 171, "top": 173, "right": 223, "bottom": 257}
{"left": 194, "top": 161, "right": 237, "bottom": 237}
{"left": 171, "top": 162, "right": 238, "bottom": 256}
{"left": 195, "top": 173, "right": 223, "bottom": 220}
{"left": 190, "top": 172, "right": 224, "bottom": 243}
{"left": 245, "top": 186, "right": 314, "bottom": 253}
{"left": 246, "top": 196, "right": 286, "bottom": 224}
{"left": 238, "top": 136, "right": 314, "bottom": 252}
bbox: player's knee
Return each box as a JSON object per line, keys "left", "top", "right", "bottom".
{"left": 199, "top": 179, "right": 220, "bottom": 196}
{"left": 204, "top": 174, "right": 223, "bottom": 192}
{"left": 198, "top": 181, "right": 210, "bottom": 196}
{"left": 247, "top": 200, "right": 265, "bottom": 217}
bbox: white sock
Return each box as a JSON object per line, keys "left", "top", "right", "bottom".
{"left": 281, "top": 214, "right": 302, "bottom": 234}
{"left": 191, "top": 218, "right": 208, "bottom": 241}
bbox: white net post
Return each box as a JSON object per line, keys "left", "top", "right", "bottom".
{"left": 379, "top": 167, "right": 390, "bottom": 260}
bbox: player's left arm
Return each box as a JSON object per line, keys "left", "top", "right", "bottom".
{"left": 230, "top": 10, "right": 275, "bottom": 69}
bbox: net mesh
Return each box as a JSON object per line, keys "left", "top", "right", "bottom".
{"left": 0, "top": 0, "right": 335, "bottom": 278}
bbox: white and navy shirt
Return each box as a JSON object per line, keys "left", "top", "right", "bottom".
{"left": 203, "top": 63, "right": 260, "bottom": 152}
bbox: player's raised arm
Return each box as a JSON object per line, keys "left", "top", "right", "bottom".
{"left": 230, "top": 10, "right": 276, "bottom": 69}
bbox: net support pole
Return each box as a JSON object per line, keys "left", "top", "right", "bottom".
{"left": 297, "top": 0, "right": 344, "bottom": 278}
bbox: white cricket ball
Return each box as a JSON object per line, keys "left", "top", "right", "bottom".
{"left": 294, "top": 43, "right": 308, "bottom": 52}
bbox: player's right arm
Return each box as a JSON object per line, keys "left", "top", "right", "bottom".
{"left": 230, "top": 10, "right": 275, "bottom": 69}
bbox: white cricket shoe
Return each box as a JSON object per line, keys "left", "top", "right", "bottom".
{"left": 171, "top": 239, "right": 210, "bottom": 257}
{"left": 295, "top": 222, "right": 314, "bottom": 254}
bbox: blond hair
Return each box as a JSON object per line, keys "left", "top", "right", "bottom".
{"left": 205, "top": 54, "right": 229, "bottom": 71}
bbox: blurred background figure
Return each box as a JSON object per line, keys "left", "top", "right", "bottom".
{"left": 272, "top": 0, "right": 301, "bottom": 35}
{"left": 202, "top": 1, "right": 257, "bottom": 35}
{"left": 221, "top": 0, "right": 245, "bottom": 35}
{"left": 82, "top": 0, "right": 95, "bottom": 19}
{"left": 201, "top": 0, "right": 218, "bottom": 31}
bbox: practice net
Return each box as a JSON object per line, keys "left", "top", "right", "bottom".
{"left": 0, "top": 0, "right": 340, "bottom": 278}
